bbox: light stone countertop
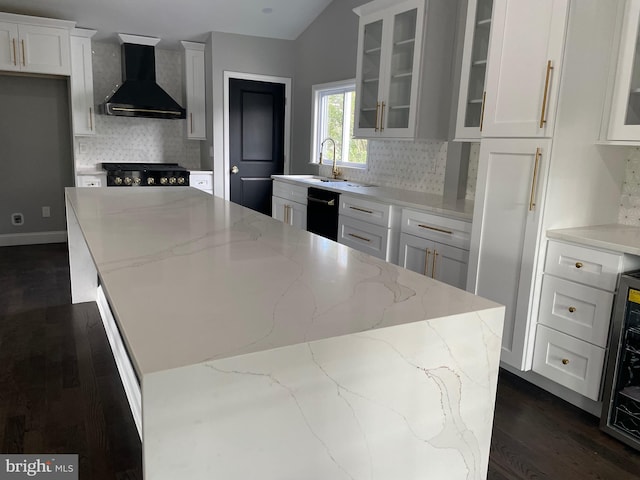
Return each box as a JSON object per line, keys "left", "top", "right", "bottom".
{"left": 272, "top": 174, "right": 474, "bottom": 221}
{"left": 66, "top": 187, "right": 498, "bottom": 377}
{"left": 547, "top": 224, "right": 640, "bottom": 256}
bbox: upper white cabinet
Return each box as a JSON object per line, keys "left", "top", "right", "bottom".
{"left": 70, "top": 29, "right": 96, "bottom": 136}
{"left": 455, "top": 0, "right": 494, "bottom": 141}
{"left": 353, "top": 0, "right": 457, "bottom": 139}
{"left": 181, "top": 41, "right": 206, "bottom": 140}
{"left": 605, "top": 0, "right": 640, "bottom": 142}
{"left": 481, "top": 0, "right": 569, "bottom": 138}
{"left": 0, "top": 13, "right": 74, "bottom": 76}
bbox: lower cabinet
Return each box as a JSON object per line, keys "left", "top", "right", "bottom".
{"left": 272, "top": 180, "right": 307, "bottom": 230}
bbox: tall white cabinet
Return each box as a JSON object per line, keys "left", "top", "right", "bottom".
{"left": 70, "top": 28, "right": 96, "bottom": 136}
{"left": 180, "top": 41, "right": 206, "bottom": 140}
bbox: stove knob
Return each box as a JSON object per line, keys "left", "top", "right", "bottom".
{"left": 160, "top": 177, "right": 168, "bottom": 185}
{"left": 114, "top": 177, "right": 123, "bottom": 185}
{"left": 124, "top": 177, "right": 133, "bottom": 185}
{"left": 177, "top": 177, "right": 186, "bottom": 185}
{"left": 147, "top": 177, "right": 155, "bottom": 186}
{"left": 169, "top": 177, "right": 177, "bottom": 185}
{"left": 133, "top": 177, "right": 141, "bottom": 186}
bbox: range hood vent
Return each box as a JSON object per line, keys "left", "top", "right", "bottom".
{"left": 99, "top": 34, "right": 186, "bottom": 120}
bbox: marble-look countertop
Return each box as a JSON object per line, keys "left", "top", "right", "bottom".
{"left": 547, "top": 224, "right": 640, "bottom": 256}
{"left": 272, "top": 174, "right": 474, "bottom": 221}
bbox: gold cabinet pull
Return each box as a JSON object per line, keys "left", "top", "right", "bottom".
{"left": 348, "top": 233, "right": 370, "bottom": 242}
{"left": 561, "top": 358, "right": 569, "bottom": 365}
{"left": 349, "top": 206, "right": 374, "bottom": 214}
{"left": 374, "top": 102, "right": 380, "bottom": 132}
{"left": 575, "top": 262, "right": 583, "bottom": 269}
{"left": 283, "top": 204, "right": 288, "bottom": 224}
{"left": 539, "top": 60, "right": 553, "bottom": 128}
{"left": 190, "top": 112, "right": 193, "bottom": 134}
{"left": 424, "top": 248, "right": 431, "bottom": 276}
{"left": 431, "top": 250, "right": 438, "bottom": 279}
{"left": 529, "top": 148, "right": 540, "bottom": 211}
{"left": 479, "top": 91, "right": 486, "bottom": 132}
{"left": 12, "top": 38, "right": 16, "bottom": 66}
{"left": 21, "top": 39, "right": 26, "bottom": 66}
{"left": 89, "top": 107, "right": 93, "bottom": 130}
{"left": 418, "top": 224, "right": 453, "bottom": 235}
{"left": 380, "top": 101, "right": 386, "bottom": 132}
{"left": 568, "top": 306, "right": 576, "bottom": 313}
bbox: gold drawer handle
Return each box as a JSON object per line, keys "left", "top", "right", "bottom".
{"left": 12, "top": 38, "right": 17, "bottom": 66}
{"left": 529, "top": 148, "right": 540, "bottom": 211}
{"left": 348, "top": 233, "right": 371, "bottom": 242}
{"left": 424, "top": 248, "right": 431, "bottom": 276}
{"left": 568, "top": 306, "right": 576, "bottom": 313}
{"left": 540, "top": 60, "right": 553, "bottom": 128}
{"left": 418, "top": 224, "right": 453, "bottom": 235}
{"left": 479, "top": 91, "right": 486, "bottom": 132}
{"left": 575, "top": 262, "right": 583, "bottom": 269}
{"left": 374, "top": 102, "right": 380, "bottom": 132}
{"left": 349, "top": 206, "right": 374, "bottom": 214}
{"left": 561, "top": 358, "right": 570, "bottom": 365}
{"left": 431, "top": 250, "right": 438, "bottom": 279}
{"left": 21, "top": 39, "right": 26, "bottom": 66}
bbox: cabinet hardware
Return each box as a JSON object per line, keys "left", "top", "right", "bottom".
{"left": 539, "top": 60, "right": 553, "bottom": 128}
{"left": 309, "top": 197, "right": 335, "bottom": 206}
{"left": 479, "top": 91, "right": 486, "bottom": 132}
{"left": 561, "top": 358, "right": 569, "bottom": 365}
{"left": 190, "top": 112, "right": 193, "bottom": 134}
{"left": 529, "top": 148, "right": 540, "bottom": 211}
{"left": 375, "top": 102, "right": 380, "bottom": 132}
{"left": 21, "top": 39, "right": 25, "bottom": 66}
{"left": 231, "top": 165, "right": 239, "bottom": 174}
{"left": 568, "top": 306, "right": 576, "bottom": 313}
{"left": 380, "top": 101, "right": 386, "bottom": 132}
{"left": 12, "top": 38, "right": 16, "bottom": 66}
{"left": 575, "top": 262, "right": 583, "bottom": 269}
{"left": 89, "top": 107, "right": 93, "bottom": 130}
{"left": 431, "top": 250, "right": 438, "bottom": 279}
{"left": 424, "top": 249, "right": 431, "bottom": 276}
{"left": 417, "top": 224, "right": 452, "bottom": 235}
{"left": 348, "top": 233, "right": 371, "bottom": 242}
{"left": 349, "top": 206, "right": 374, "bottom": 214}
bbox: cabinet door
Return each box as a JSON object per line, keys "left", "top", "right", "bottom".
{"left": 19, "top": 24, "right": 70, "bottom": 75}
{"left": 432, "top": 242, "right": 469, "bottom": 290}
{"left": 455, "top": 0, "right": 494, "bottom": 141}
{"left": 290, "top": 202, "right": 307, "bottom": 230}
{"left": 272, "top": 196, "right": 288, "bottom": 223}
{"left": 467, "top": 138, "right": 551, "bottom": 370}
{"left": 184, "top": 46, "right": 206, "bottom": 140}
{"left": 482, "top": 0, "right": 568, "bottom": 138}
{"left": 608, "top": 0, "right": 640, "bottom": 141}
{"left": 400, "top": 232, "right": 432, "bottom": 276}
{"left": 0, "top": 22, "right": 19, "bottom": 71}
{"left": 70, "top": 35, "right": 95, "bottom": 135}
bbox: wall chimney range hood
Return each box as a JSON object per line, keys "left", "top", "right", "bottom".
{"left": 99, "top": 34, "right": 186, "bottom": 119}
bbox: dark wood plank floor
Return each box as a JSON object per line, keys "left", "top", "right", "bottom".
{"left": 1, "top": 243, "right": 640, "bottom": 479}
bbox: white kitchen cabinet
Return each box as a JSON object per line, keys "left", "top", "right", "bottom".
{"left": 481, "top": 0, "right": 569, "bottom": 138}
{"left": 272, "top": 180, "right": 307, "bottom": 230}
{"left": 467, "top": 138, "right": 551, "bottom": 370}
{"left": 0, "top": 13, "right": 74, "bottom": 76}
{"left": 353, "top": 0, "right": 457, "bottom": 139}
{"left": 455, "top": 0, "right": 494, "bottom": 141}
{"left": 180, "top": 41, "right": 206, "bottom": 140}
{"left": 70, "top": 29, "right": 96, "bottom": 136}
{"left": 190, "top": 171, "right": 213, "bottom": 195}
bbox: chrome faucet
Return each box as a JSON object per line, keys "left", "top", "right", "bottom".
{"left": 319, "top": 137, "right": 340, "bottom": 179}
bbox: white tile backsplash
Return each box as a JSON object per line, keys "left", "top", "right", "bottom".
{"left": 619, "top": 147, "right": 640, "bottom": 226}
{"left": 75, "top": 41, "right": 201, "bottom": 170}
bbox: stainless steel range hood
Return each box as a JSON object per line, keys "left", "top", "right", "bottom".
{"left": 99, "top": 34, "right": 186, "bottom": 120}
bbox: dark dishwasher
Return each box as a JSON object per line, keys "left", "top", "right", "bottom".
{"left": 306, "top": 187, "right": 340, "bottom": 241}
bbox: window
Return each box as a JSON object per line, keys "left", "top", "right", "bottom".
{"left": 311, "top": 80, "right": 368, "bottom": 168}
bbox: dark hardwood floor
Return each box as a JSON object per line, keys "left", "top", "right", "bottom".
{"left": 1, "top": 242, "right": 639, "bottom": 479}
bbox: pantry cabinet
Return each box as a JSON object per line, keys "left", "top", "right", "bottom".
{"left": 70, "top": 29, "right": 96, "bottom": 136}
{"left": 0, "top": 13, "right": 74, "bottom": 76}
{"left": 180, "top": 41, "right": 206, "bottom": 140}
{"left": 480, "top": 0, "right": 569, "bottom": 138}
{"left": 353, "top": 0, "right": 457, "bottom": 139}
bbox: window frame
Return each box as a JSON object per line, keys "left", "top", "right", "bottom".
{"left": 310, "top": 79, "right": 368, "bottom": 169}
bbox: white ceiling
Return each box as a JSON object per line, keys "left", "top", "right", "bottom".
{"left": 0, "top": 0, "right": 333, "bottom": 47}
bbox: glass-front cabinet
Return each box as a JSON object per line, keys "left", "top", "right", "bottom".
{"left": 354, "top": 0, "right": 424, "bottom": 138}
{"left": 455, "top": 0, "right": 494, "bottom": 141}
{"left": 606, "top": 0, "right": 640, "bottom": 142}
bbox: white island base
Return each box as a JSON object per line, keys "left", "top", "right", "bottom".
{"left": 65, "top": 187, "right": 504, "bottom": 480}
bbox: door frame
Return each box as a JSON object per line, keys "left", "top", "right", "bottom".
{"left": 221, "top": 71, "right": 291, "bottom": 200}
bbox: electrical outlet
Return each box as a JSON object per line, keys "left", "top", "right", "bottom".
{"left": 42, "top": 206, "right": 51, "bottom": 218}
{"left": 78, "top": 142, "right": 88, "bottom": 155}
{"left": 11, "top": 213, "right": 23, "bottom": 226}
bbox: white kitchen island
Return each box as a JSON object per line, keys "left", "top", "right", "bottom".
{"left": 65, "top": 187, "right": 504, "bottom": 480}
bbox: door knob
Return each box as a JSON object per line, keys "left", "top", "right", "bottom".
{"left": 231, "top": 165, "right": 239, "bottom": 174}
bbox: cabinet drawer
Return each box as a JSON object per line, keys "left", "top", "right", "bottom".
{"left": 539, "top": 275, "right": 614, "bottom": 347}
{"left": 532, "top": 325, "right": 605, "bottom": 401}
{"left": 338, "top": 216, "right": 389, "bottom": 261}
{"left": 545, "top": 240, "right": 622, "bottom": 291}
{"left": 339, "top": 195, "right": 391, "bottom": 227}
{"left": 190, "top": 172, "right": 212, "bottom": 191}
{"left": 401, "top": 208, "right": 471, "bottom": 250}
{"left": 273, "top": 180, "right": 308, "bottom": 205}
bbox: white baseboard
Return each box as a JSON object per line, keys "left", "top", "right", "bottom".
{"left": 0, "top": 230, "right": 67, "bottom": 247}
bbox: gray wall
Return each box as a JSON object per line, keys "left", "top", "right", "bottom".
{"left": 0, "top": 75, "right": 73, "bottom": 235}
{"left": 291, "top": 0, "right": 365, "bottom": 174}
